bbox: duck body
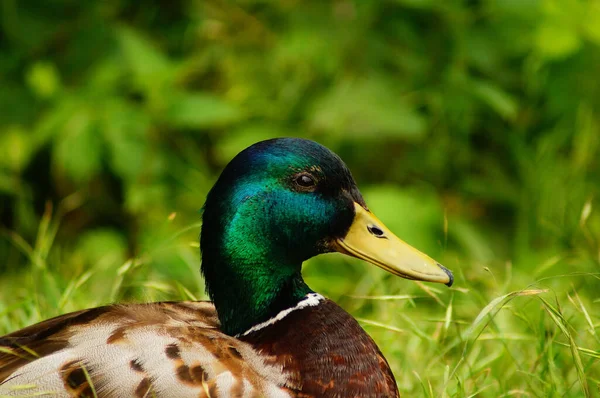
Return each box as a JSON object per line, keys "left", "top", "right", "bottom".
{"left": 0, "top": 297, "right": 397, "bottom": 397}
{"left": 0, "top": 138, "right": 452, "bottom": 397}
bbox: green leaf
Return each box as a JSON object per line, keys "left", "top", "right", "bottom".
{"left": 102, "top": 101, "right": 150, "bottom": 181}
{"left": 125, "top": 183, "right": 168, "bottom": 213}
{"left": 53, "top": 109, "right": 102, "bottom": 182}
{"left": 25, "top": 62, "right": 61, "bottom": 99}
{"left": 165, "top": 92, "right": 242, "bottom": 129}
{"left": 582, "top": 3, "right": 600, "bottom": 45}
{"left": 0, "top": 169, "right": 18, "bottom": 195}
{"left": 0, "top": 126, "right": 31, "bottom": 172}
{"left": 534, "top": 22, "right": 581, "bottom": 59}
{"left": 310, "top": 76, "right": 427, "bottom": 139}
{"left": 117, "top": 27, "right": 172, "bottom": 90}
{"left": 470, "top": 80, "right": 518, "bottom": 121}
{"left": 393, "top": 0, "right": 437, "bottom": 9}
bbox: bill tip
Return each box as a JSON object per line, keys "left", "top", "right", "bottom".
{"left": 437, "top": 263, "right": 454, "bottom": 287}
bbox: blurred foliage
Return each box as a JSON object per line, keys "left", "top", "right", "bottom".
{"left": 1, "top": 0, "right": 599, "bottom": 396}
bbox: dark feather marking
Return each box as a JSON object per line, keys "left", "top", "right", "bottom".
{"left": 130, "top": 359, "right": 144, "bottom": 372}
{"left": 191, "top": 365, "right": 208, "bottom": 383}
{"left": 135, "top": 377, "right": 152, "bottom": 397}
{"left": 165, "top": 343, "right": 180, "bottom": 359}
{"left": 59, "top": 359, "right": 96, "bottom": 397}
{"left": 176, "top": 365, "right": 194, "bottom": 384}
{"left": 227, "top": 345, "right": 243, "bottom": 359}
{"left": 208, "top": 382, "right": 219, "bottom": 397}
{"left": 106, "top": 327, "right": 127, "bottom": 344}
{"left": 66, "top": 367, "right": 87, "bottom": 389}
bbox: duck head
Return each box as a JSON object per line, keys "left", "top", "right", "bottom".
{"left": 201, "top": 138, "right": 452, "bottom": 335}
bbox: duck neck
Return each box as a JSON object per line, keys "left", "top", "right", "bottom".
{"left": 200, "top": 213, "right": 316, "bottom": 336}
{"left": 200, "top": 172, "right": 330, "bottom": 336}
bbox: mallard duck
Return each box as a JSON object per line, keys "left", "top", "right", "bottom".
{"left": 0, "top": 138, "right": 453, "bottom": 397}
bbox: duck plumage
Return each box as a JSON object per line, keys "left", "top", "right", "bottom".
{"left": 0, "top": 298, "right": 397, "bottom": 397}
{"left": 0, "top": 138, "right": 452, "bottom": 397}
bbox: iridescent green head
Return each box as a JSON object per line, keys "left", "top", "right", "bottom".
{"left": 201, "top": 138, "right": 452, "bottom": 336}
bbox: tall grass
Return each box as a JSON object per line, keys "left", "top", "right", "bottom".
{"left": 1, "top": 193, "right": 598, "bottom": 397}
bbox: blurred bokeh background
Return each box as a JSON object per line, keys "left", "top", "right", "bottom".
{"left": 1, "top": 0, "right": 599, "bottom": 396}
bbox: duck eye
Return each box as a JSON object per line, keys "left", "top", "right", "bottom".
{"left": 294, "top": 173, "right": 316, "bottom": 189}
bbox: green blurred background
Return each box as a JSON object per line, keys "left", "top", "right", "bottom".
{"left": 1, "top": 0, "right": 599, "bottom": 396}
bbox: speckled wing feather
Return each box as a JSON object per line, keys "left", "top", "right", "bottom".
{"left": 0, "top": 302, "right": 292, "bottom": 397}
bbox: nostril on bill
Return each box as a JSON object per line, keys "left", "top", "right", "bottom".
{"left": 367, "top": 224, "right": 386, "bottom": 238}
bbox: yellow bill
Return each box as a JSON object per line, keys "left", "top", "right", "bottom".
{"left": 333, "top": 203, "right": 453, "bottom": 286}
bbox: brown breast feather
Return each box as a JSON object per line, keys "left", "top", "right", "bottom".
{"left": 241, "top": 299, "right": 400, "bottom": 398}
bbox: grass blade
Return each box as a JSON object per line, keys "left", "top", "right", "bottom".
{"left": 539, "top": 296, "right": 590, "bottom": 397}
